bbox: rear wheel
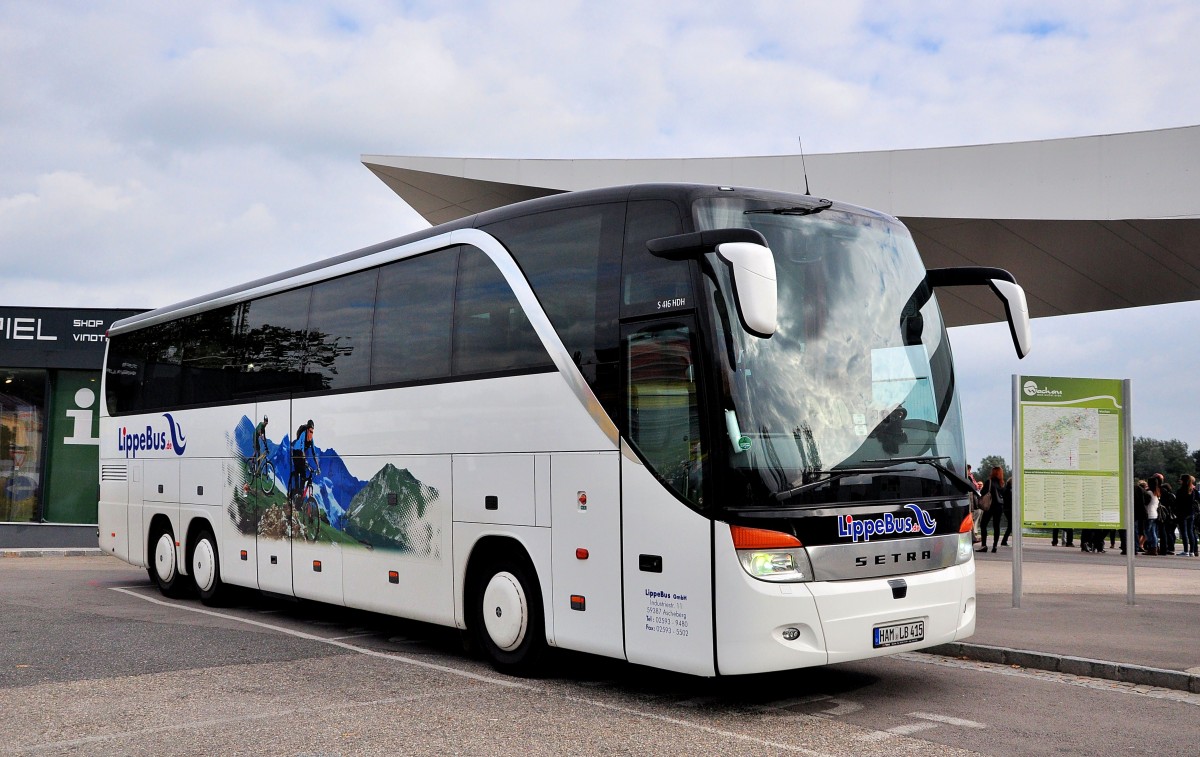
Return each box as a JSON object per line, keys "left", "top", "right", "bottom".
{"left": 148, "top": 527, "right": 187, "bottom": 598}
{"left": 190, "top": 527, "right": 226, "bottom": 606}
{"left": 469, "top": 555, "right": 547, "bottom": 675}
{"left": 304, "top": 497, "right": 321, "bottom": 542}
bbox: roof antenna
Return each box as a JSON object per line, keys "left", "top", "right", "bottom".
{"left": 798, "top": 137, "right": 811, "bottom": 195}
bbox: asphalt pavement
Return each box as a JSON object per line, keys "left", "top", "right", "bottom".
{"left": 5, "top": 538, "right": 1199, "bottom": 692}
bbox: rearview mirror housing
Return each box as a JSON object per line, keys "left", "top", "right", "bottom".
{"left": 647, "top": 228, "right": 777, "bottom": 338}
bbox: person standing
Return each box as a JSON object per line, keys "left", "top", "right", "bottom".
{"left": 1176, "top": 475, "right": 1198, "bottom": 557}
{"left": 1144, "top": 477, "right": 1162, "bottom": 556}
{"left": 967, "top": 464, "right": 982, "bottom": 544}
{"left": 1133, "top": 479, "right": 1149, "bottom": 554}
{"left": 1160, "top": 482, "right": 1179, "bottom": 555}
{"left": 977, "top": 466, "right": 1007, "bottom": 553}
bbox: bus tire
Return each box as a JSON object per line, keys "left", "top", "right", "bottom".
{"left": 469, "top": 555, "right": 547, "bottom": 675}
{"left": 190, "top": 527, "right": 226, "bottom": 606}
{"left": 148, "top": 526, "right": 188, "bottom": 598}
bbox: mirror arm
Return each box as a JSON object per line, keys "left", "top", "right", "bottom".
{"left": 647, "top": 228, "right": 768, "bottom": 259}
{"left": 927, "top": 266, "right": 1031, "bottom": 359}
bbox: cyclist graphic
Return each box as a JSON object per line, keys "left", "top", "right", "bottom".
{"left": 288, "top": 419, "right": 320, "bottom": 501}
{"left": 252, "top": 415, "right": 269, "bottom": 463}
{"left": 244, "top": 415, "right": 277, "bottom": 496}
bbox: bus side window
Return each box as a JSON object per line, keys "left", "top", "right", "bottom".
{"left": 452, "top": 247, "right": 552, "bottom": 376}
{"left": 627, "top": 324, "right": 703, "bottom": 505}
{"left": 373, "top": 248, "right": 457, "bottom": 385}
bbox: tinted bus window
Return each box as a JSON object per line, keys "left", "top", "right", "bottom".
{"left": 308, "top": 269, "right": 378, "bottom": 390}
{"left": 373, "top": 248, "right": 458, "bottom": 385}
{"left": 453, "top": 247, "right": 551, "bottom": 376}
{"left": 239, "top": 286, "right": 314, "bottom": 395}
{"left": 179, "top": 304, "right": 244, "bottom": 405}
{"left": 485, "top": 204, "right": 622, "bottom": 370}
{"left": 622, "top": 200, "right": 691, "bottom": 317}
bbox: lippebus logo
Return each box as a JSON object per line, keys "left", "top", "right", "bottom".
{"left": 117, "top": 413, "right": 187, "bottom": 458}
{"left": 837, "top": 504, "right": 937, "bottom": 543}
{"left": 1023, "top": 380, "right": 1063, "bottom": 398}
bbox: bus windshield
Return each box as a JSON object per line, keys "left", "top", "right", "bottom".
{"left": 695, "top": 197, "right": 968, "bottom": 510}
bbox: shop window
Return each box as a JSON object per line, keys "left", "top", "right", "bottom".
{"left": 0, "top": 370, "right": 47, "bottom": 522}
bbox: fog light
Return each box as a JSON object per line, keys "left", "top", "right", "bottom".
{"left": 781, "top": 627, "right": 801, "bottom": 641}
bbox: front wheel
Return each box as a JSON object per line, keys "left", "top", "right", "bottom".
{"left": 148, "top": 528, "right": 187, "bottom": 598}
{"left": 190, "top": 528, "right": 227, "bottom": 606}
{"left": 260, "top": 461, "right": 276, "bottom": 495}
{"left": 468, "top": 556, "right": 547, "bottom": 675}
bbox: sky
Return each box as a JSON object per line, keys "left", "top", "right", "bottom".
{"left": 3, "top": 1, "right": 1199, "bottom": 467}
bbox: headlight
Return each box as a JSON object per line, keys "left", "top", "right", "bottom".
{"left": 737, "top": 547, "right": 815, "bottom": 582}
{"left": 956, "top": 531, "right": 974, "bottom": 565}
{"left": 730, "top": 524, "right": 814, "bottom": 583}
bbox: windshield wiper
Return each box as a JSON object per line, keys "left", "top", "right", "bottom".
{"left": 772, "top": 466, "right": 915, "bottom": 503}
{"left": 862, "top": 455, "right": 975, "bottom": 495}
{"left": 743, "top": 199, "right": 832, "bottom": 217}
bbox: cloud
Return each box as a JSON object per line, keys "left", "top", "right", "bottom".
{"left": 1, "top": 1, "right": 1199, "bottom": 453}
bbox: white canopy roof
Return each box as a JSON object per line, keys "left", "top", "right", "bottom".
{"left": 364, "top": 126, "right": 1200, "bottom": 328}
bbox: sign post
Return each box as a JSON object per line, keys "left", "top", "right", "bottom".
{"left": 1013, "top": 376, "right": 1132, "bottom": 606}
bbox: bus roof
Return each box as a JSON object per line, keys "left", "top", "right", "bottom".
{"left": 109, "top": 183, "right": 887, "bottom": 335}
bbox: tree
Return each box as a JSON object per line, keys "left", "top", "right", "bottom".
{"left": 977, "top": 455, "right": 1011, "bottom": 481}
{"left": 1133, "top": 437, "right": 1195, "bottom": 482}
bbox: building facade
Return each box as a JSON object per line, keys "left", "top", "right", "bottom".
{"left": 1, "top": 307, "right": 141, "bottom": 545}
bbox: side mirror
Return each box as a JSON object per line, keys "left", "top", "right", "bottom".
{"left": 927, "top": 267, "right": 1032, "bottom": 358}
{"left": 716, "top": 241, "right": 777, "bottom": 338}
{"left": 647, "top": 228, "right": 777, "bottom": 338}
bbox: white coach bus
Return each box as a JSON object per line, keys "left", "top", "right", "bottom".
{"left": 98, "top": 184, "right": 1030, "bottom": 676}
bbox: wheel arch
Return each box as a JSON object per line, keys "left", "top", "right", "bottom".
{"left": 184, "top": 516, "right": 217, "bottom": 568}
{"left": 147, "top": 513, "right": 176, "bottom": 568}
{"left": 462, "top": 533, "right": 552, "bottom": 646}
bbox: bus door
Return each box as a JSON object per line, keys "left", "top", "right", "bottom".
{"left": 619, "top": 319, "right": 717, "bottom": 676}
{"left": 254, "top": 400, "right": 293, "bottom": 595}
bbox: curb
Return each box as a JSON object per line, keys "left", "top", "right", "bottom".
{"left": 925, "top": 642, "right": 1200, "bottom": 695}
{"left": 1, "top": 548, "right": 104, "bottom": 558}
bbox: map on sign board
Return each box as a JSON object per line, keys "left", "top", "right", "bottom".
{"left": 1022, "top": 406, "right": 1118, "bottom": 473}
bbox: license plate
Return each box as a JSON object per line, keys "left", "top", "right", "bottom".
{"left": 873, "top": 619, "right": 924, "bottom": 648}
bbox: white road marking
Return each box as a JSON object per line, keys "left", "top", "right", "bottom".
{"left": 888, "top": 723, "right": 939, "bottom": 736}
{"left": 18, "top": 691, "right": 449, "bottom": 753}
{"left": 106, "top": 587, "right": 843, "bottom": 756}
{"left": 109, "top": 587, "right": 532, "bottom": 690}
{"left": 908, "top": 711, "right": 986, "bottom": 729}
{"left": 856, "top": 722, "right": 938, "bottom": 742}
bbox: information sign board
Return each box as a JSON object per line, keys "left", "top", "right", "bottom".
{"left": 1017, "top": 376, "right": 1127, "bottom": 530}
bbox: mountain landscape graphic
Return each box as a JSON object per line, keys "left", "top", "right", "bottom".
{"left": 345, "top": 463, "right": 440, "bottom": 554}
{"left": 233, "top": 415, "right": 438, "bottom": 551}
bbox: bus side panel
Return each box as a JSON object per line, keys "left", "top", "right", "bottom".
{"left": 97, "top": 468, "right": 128, "bottom": 561}
{"left": 549, "top": 451, "right": 623, "bottom": 659}
{"left": 126, "top": 461, "right": 144, "bottom": 567}
{"left": 341, "top": 455, "right": 455, "bottom": 626}
{"left": 620, "top": 445, "right": 715, "bottom": 677}
{"left": 143, "top": 458, "right": 182, "bottom": 574}
{"left": 291, "top": 386, "right": 459, "bottom": 616}
{"left": 293, "top": 541, "right": 344, "bottom": 605}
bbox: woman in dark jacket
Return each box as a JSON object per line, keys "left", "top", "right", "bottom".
{"left": 976, "top": 467, "right": 1008, "bottom": 553}
{"left": 1175, "top": 475, "right": 1198, "bottom": 556}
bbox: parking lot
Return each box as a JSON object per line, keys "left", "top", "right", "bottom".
{"left": 3, "top": 555, "right": 1196, "bottom": 755}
